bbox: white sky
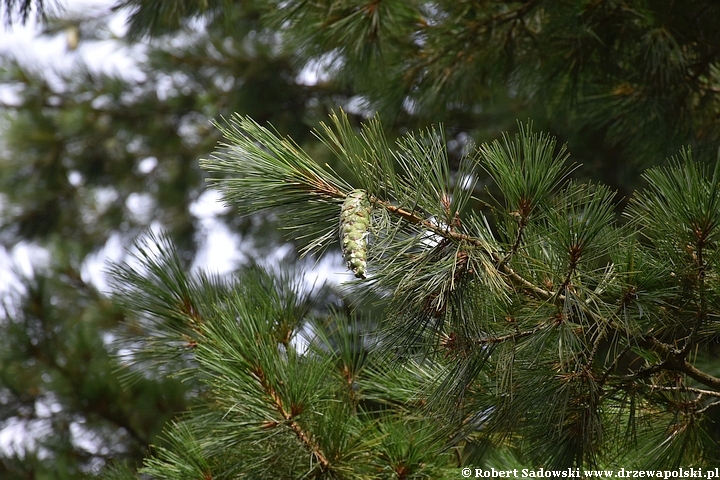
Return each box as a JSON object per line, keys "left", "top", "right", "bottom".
{"left": 0, "top": 0, "right": 141, "bottom": 79}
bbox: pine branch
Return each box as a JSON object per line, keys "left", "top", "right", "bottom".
{"left": 680, "top": 247, "right": 708, "bottom": 357}
{"left": 253, "top": 365, "right": 331, "bottom": 470}
{"left": 498, "top": 213, "right": 528, "bottom": 268}
{"left": 204, "top": 112, "right": 569, "bottom": 310}
{"left": 697, "top": 400, "right": 720, "bottom": 415}
{"left": 473, "top": 324, "right": 546, "bottom": 346}
{"left": 611, "top": 334, "right": 720, "bottom": 392}
{"left": 648, "top": 385, "right": 720, "bottom": 399}
{"left": 677, "top": 362, "right": 720, "bottom": 391}
{"left": 373, "top": 195, "right": 559, "bottom": 303}
{"left": 467, "top": 0, "right": 539, "bottom": 29}
{"left": 495, "top": 256, "right": 556, "bottom": 301}
{"left": 196, "top": 112, "right": 720, "bottom": 471}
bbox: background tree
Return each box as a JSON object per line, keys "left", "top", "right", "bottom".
{"left": 0, "top": 2, "right": 348, "bottom": 477}
{"left": 1, "top": 0, "right": 719, "bottom": 477}
{"left": 121, "top": 0, "right": 720, "bottom": 193}
{"left": 261, "top": 0, "right": 720, "bottom": 192}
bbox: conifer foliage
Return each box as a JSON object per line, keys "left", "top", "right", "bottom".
{"left": 107, "top": 111, "right": 720, "bottom": 477}
{"left": 3, "top": 0, "right": 720, "bottom": 477}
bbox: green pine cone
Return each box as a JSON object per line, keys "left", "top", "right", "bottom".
{"left": 340, "top": 189, "right": 372, "bottom": 278}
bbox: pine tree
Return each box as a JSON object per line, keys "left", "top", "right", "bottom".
{"left": 103, "top": 111, "right": 720, "bottom": 477}
{"left": 3, "top": 0, "right": 720, "bottom": 477}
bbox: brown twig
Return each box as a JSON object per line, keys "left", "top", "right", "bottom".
{"left": 253, "top": 367, "right": 330, "bottom": 470}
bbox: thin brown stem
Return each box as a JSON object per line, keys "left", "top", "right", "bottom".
{"left": 681, "top": 240, "right": 707, "bottom": 356}
{"left": 600, "top": 343, "right": 632, "bottom": 386}
{"left": 499, "top": 213, "right": 528, "bottom": 268}
{"left": 648, "top": 385, "right": 720, "bottom": 398}
{"left": 697, "top": 400, "right": 720, "bottom": 415}
{"left": 475, "top": 324, "right": 546, "bottom": 346}
{"left": 253, "top": 367, "right": 330, "bottom": 470}
{"left": 678, "top": 362, "right": 720, "bottom": 391}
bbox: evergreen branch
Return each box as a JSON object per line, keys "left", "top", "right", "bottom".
{"left": 588, "top": 282, "right": 647, "bottom": 372}
{"left": 593, "top": 280, "right": 669, "bottom": 385}
{"left": 600, "top": 343, "right": 633, "bottom": 386}
{"left": 252, "top": 366, "right": 331, "bottom": 470}
{"left": 373, "top": 195, "right": 559, "bottom": 302}
{"left": 615, "top": 335, "right": 720, "bottom": 392}
{"left": 411, "top": 0, "right": 540, "bottom": 76}
{"left": 202, "top": 114, "right": 351, "bottom": 206}
{"left": 617, "top": 362, "right": 666, "bottom": 383}
{"left": 495, "top": 256, "right": 556, "bottom": 301}
{"left": 379, "top": 205, "right": 571, "bottom": 326}
{"left": 608, "top": 335, "right": 672, "bottom": 382}
{"left": 586, "top": 324, "right": 606, "bottom": 369}
{"left": 375, "top": 198, "right": 440, "bottom": 229}
{"left": 471, "top": 0, "right": 539, "bottom": 28}
{"left": 205, "top": 115, "right": 554, "bottom": 315}
{"left": 676, "top": 362, "right": 720, "bottom": 391}
{"left": 697, "top": 400, "right": 720, "bottom": 415}
{"left": 498, "top": 213, "right": 528, "bottom": 268}
{"left": 205, "top": 113, "right": 564, "bottom": 307}
{"left": 680, "top": 244, "right": 708, "bottom": 357}
{"left": 474, "top": 325, "right": 546, "bottom": 346}
{"left": 644, "top": 334, "right": 720, "bottom": 390}
{"left": 648, "top": 385, "right": 720, "bottom": 398}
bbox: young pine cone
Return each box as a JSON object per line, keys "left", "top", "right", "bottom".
{"left": 340, "top": 189, "right": 372, "bottom": 279}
